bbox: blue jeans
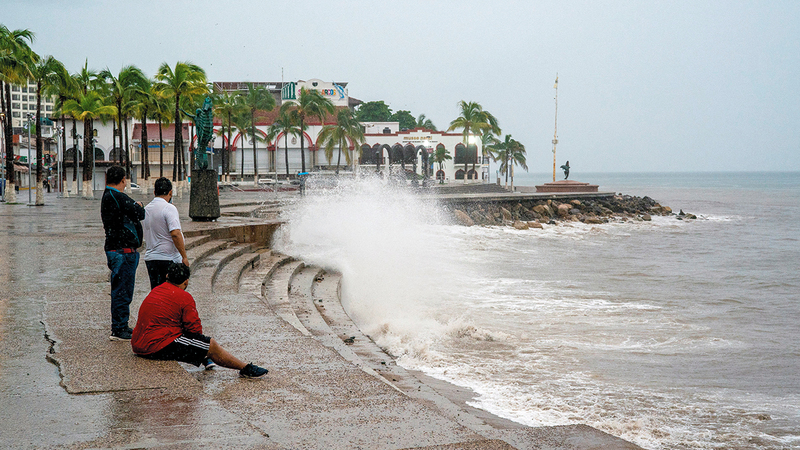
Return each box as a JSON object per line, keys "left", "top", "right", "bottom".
{"left": 106, "top": 250, "right": 139, "bottom": 332}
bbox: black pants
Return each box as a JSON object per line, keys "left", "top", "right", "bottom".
{"left": 145, "top": 260, "right": 173, "bottom": 290}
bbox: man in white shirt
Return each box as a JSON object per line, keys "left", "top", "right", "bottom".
{"left": 143, "top": 177, "right": 189, "bottom": 289}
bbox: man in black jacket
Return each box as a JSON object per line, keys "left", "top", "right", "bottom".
{"left": 101, "top": 166, "right": 145, "bottom": 340}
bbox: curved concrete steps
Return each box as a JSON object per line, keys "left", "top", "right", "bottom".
{"left": 263, "top": 260, "right": 310, "bottom": 336}
{"left": 211, "top": 249, "right": 268, "bottom": 294}
{"left": 238, "top": 253, "right": 294, "bottom": 298}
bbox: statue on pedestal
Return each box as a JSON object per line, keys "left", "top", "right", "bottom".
{"left": 560, "top": 161, "right": 570, "bottom": 180}
{"left": 184, "top": 96, "right": 220, "bottom": 221}
{"left": 181, "top": 97, "right": 214, "bottom": 169}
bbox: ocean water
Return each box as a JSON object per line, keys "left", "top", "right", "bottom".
{"left": 275, "top": 172, "right": 800, "bottom": 449}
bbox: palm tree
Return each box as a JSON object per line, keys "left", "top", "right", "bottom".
{"left": 317, "top": 108, "right": 365, "bottom": 174}
{"left": 415, "top": 113, "right": 437, "bottom": 131}
{"left": 267, "top": 105, "right": 300, "bottom": 178}
{"left": 480, "top": 132, "right": 500, "bottom": 183}
{"left": 30, "top": 55, "right": 68, "bottom": 205}
{"left": 48, "top": 63, "right": 78, "bottom": 197}
{"left": 431, "top": 145, "right": 452, "bottom": 184}
{"left": 284, "top": 87, "right": 335, "bottom": 174}
{"left": 211, "top": 87, "right": 244, "bottom": 180}
{"left": 239, "top": 82, "right": 275, "bottom": 183}
{"left": 495, "top": 134, "right": 527, "bottom": 189}
{"left": 100, "top": 65, "right": 147, "bottom": 181}
{"left": 447, "top": 101, "right": 501, "bottom": 182}
{"left": 150, "top": 95, "right": 172, "bottom": 179}
{"left": 1, "top": 25, "right": 35, "bottom": 202}
{"left": 62, "top": 91, "right": 116, "bottom": 198}
{"left": 230, "top": 109, "right": 254, "bottom": 179}
{"left": 154, "top": 62, "right": 207, "bottom": 182}
{"left": 131, "top": 77, "right": 157, "bottom": 190}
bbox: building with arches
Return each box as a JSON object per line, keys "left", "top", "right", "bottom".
{"left": 360, "top": 128, "right": 486, "bottom": 183}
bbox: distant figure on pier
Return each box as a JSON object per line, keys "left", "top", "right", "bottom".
{"left": 560, "top": 161, "right": 570, "bottom": 180}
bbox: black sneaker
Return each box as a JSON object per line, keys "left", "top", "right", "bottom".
{"left": 239, "top": 363, "right": 268, "bottom": 378}
{"left": 203, "top": 357, "right": 217, "bottom": 370}
{"left": 109, "top": 328, "right": 132, "bottom": 341}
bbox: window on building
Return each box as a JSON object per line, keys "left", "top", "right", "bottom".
{"left": 12, "top": 103, "right": 20, "bottom": 109}
{"left": 46, "top": 105, "right": 52, "bottom": 111}
{"left": 21, "top": 87, "right": 27, "bottom": 93}
{"left": 12, "top": 85, "right": 20, "bottom": 92}
{"left": 12, "top": 111, "right": 20, "bottom": 118}
{"left": 12, "top": 94, "right": 20, "bottom": 100}
{"left": 22, "top": 104, "right": 28, "bottom": 110}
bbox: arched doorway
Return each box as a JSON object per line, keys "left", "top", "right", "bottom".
{"left": 455, "top": 169, "right": 466, "bottom": 180}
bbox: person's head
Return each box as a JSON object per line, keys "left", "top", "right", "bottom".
{"left": 154, "top": 177, "right": 173, "bottom": 197}
{"left": 106, "top": 165, "right": 126, "bottom": 187}
{"left": 166, "top": 263, "right": 191, "bottom": 289}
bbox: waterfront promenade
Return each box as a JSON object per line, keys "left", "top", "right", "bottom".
{"left": 0, "top": 189, "right": 640, "bottom": 449}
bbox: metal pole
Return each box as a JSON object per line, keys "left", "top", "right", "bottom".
{"left": 27, "top": 113, "right": 32, "bottom": 204}
{"left": 56, "top": 126, "right": 61, "bottom": 195}
{"left": 552, "top": 74, "right": 559, "bottom": 182}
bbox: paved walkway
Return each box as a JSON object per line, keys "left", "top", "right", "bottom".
{"left": 0, "top": 190, "right": 640, "bottom": 449}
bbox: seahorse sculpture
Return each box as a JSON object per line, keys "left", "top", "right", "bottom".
{"left": 182, "top": 96, "right": 214, "bottom": 169}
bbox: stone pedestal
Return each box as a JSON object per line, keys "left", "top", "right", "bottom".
{"left": 189, "top": 169, "right": 220, "bottom": 221}
{"left": 535, "top": 179, "right": 599, "bottom": 193}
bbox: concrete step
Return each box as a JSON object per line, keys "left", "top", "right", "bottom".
{"left": 212, "top": 249, "right": 269, "bottom": 294}
{"left": 184, "top": 234, "right": 213, "bottom": 250}
{"left": 264, "top": 260, "right": 310, "bottom": 336}
{"left": 186, "top": 239, "right": 233, "bottom": 270}
{"left": 189, "top": 242, "right": 252, "bottom": 293}
{"left": 238, "top": 252, "right": 295, "bottom": 298}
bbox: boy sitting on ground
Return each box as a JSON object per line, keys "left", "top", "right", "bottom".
{"left": 131, "top": 263, "right": 268, "bottom": 378}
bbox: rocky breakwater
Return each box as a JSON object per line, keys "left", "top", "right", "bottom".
{"left": 450, "top": 194, "right": 686, "bottom": 228}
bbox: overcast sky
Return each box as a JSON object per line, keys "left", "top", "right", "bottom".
{"left": 7, "top": 0, "right": 799, "bottom": 172}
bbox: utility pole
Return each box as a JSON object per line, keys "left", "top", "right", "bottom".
{"left": 552, "top": 74, "right": 558, "bottom": 182}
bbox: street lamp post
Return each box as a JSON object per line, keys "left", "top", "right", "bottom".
{"left": 26, "top": 113, "right": 33, "bottom": 205}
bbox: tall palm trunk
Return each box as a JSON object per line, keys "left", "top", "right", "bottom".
{"left": 173, "top": 93, "right": 182, "bottom": 181}
{"left": 251, "top": 112, "right": 258, "bottom": 183}
{"left": 141, "top": 109, "right": 149, "bottom": 181}
{"left": 158, "top": 118, "right": 164, "bottom": 178}
{"left": 284, "top": 133, "right": 290, "bottom": 177}
{"left": 300, "top": 117, "right": 306, "bottom": 174}
{"left": 335, "top": 140, "right": 343, "bottom": 175}
{"left": 124, "top": 116, "right": 131, "bottom": 181}
{"left": 226, "top": 112, "right": 232, "bottom": 179}
{"left": 82, "top": 118, "right": 93, "bottom": 198}
{"left": 3, "top": 82, "right": 16, "bottom": 202}
{"left": 71, "top": 119, "right": 78, "bottom": 183}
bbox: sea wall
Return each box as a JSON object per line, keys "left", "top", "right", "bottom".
{"left": 445, "top": 194, "right": 678, "bottom": 228}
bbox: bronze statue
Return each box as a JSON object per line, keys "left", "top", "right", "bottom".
{"left": 182, "top": 97, "right": 214, "bottom": 169}
{"left": 560, "top": 161, "right": 570, "bottom": 179}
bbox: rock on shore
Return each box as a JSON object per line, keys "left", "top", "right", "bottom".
{"left": 450, "top": 195, "right": 685, "bottom": 227}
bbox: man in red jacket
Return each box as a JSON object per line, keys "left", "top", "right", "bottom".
{"left": 132, "top": 263, "right": 268, "bottom": 378}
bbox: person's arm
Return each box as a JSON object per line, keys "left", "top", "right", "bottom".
{"left": 181, "top": 295, "right": 203, "bottom": 334}
{"left": 170, "top": 229, "right": 189, "bottom": 267}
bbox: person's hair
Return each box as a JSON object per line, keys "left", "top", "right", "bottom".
{"left": 166, "top": 263, "right": 191, "bottom": 285}
{"left": 154, "top": 177, "right": 172, "bottom": 196}
{"left": 106, "top": 165, "right": 126, "bottom": 185}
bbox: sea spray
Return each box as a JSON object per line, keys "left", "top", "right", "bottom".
{"left": 274, "top": 176, "right": 477, "bottom": 360}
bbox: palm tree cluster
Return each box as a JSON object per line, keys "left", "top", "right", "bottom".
{"left": 2, "top": 23, "right": 213, "bottom": 203}
{"left": 447, "top": 100, "right": 527, "bottom": 186}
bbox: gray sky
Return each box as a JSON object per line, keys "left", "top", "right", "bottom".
{"left": 8, "top": 0, "right": 800, "bottom": 172}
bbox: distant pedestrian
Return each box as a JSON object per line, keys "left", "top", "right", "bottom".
{"left": 101, "top": 165, "right": 145, "bottom": 341}
{"left": 143, "top": 177, "right": 189, "bottom": 290}
{"left": 132, "top": 263, "right": 269, "bottom": 378}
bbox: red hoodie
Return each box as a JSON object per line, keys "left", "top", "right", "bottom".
{"left": 132, "top": 282, "right": 203, "bottom": 355}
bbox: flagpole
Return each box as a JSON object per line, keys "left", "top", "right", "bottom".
{"left": 552, "top": 74, "right": 558, "bottom": 182}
